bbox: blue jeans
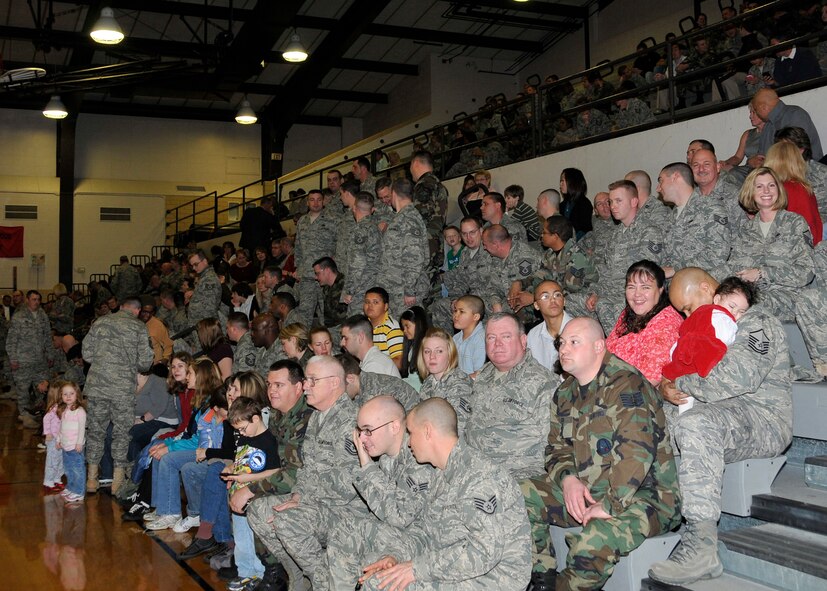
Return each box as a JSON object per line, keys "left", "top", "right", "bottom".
{"left": 151, "top": 449, "right": 196, "bottom": 516}
{"left": 233, "top": 513, "right": 264, "bottom": 578}
{"left": 128, "top": 420, "right": 173, "bottom": 462}
{"left": 180, "top": 460, "right": 211, "bottom": 518}
{"left": 63, "top": 449, "right": 86, "bottom": 496}
{"left": 199, "top": 462, "right": 233, "bottom": 543}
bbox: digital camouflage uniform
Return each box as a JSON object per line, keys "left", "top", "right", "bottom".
{"left": 360, "top": 174, "right": 377, "bottom": 198}
{"left": 413, "top": 171, "right": 449, "bottom": 285}
{"left": 334, "top": 213, "right": 356, "bottom": 277}
{"left": 794, "top": 241, "right": 827, "bottom": 364}
{"left": 355, "top": 371, "right": 420, "bottom": 412}
{"left": 485, "top": 214, "right": 527, "bottom": 243}
{"left": 806, "top": 160, "right": 827, "bottom": 227}
{"left": 483, "top": 239, "right": 542, "bottom": 324}
{"left": 662, "top": 192, "right": 731, "bottom": 277}
{"left": 378, "top": 203, "right": 430, "bottom": 317}
{"left": 0, "top": 313, "right": 11, "bottom": 386}
{"left": 110, "top": 262, "right": 143, "bottom": 302}
{"left": 466, "top": 350, "right": 556, "bottom": 573}
{"left": 671, "top": 305, "right": 792, "bottom": 524}
{"left": 6, "top": 305, "right": 51, "bottom": 410}
{"left": 231, "top": 331, "right": 257, "bottom": 374}
{"left": 49, "top": 295, "right": 75, "bottom": 334}
{"left": 344, "top": 215, "right": 382, "bottom": 316}
{"left": 320, "top": 273, "right": 348, "bottom": 328}
{"left": 579, "top": 217, "right": 617, "bottom": 266}
{"left": 522, "top": 238, "right": 597, "bottom": 296}
{"left": 613, "top": 97, "right": 655, "bottom": 130}
{"left": 575, "top": 109, "right": 611, "bottom": 140}
{"left": 254, "top": 340, "right": 287, "bottom": 382}
{"left": 418, "top": 368, "right": 474, "bottom": 434}
{"left": 294, "top": 209, "right": 338, "bottom": 326}
{"left": 83, "top": 309, "right": 154, "bottom": 467}
{"left": 353, "top": 441, "right": 532, "bottom": 591}
{"left": 524, "top": 352, "right": 681, "bottom": 589}
{"left": 430, "top": 247, "right": 493, "bottom": 332}
{"left": 701, "top": 179, "right": 747, "bottom": 236}
{"left": 247, "top": 393, "right": 363, "bottom": 587}
{"left": 725, "top": 210, "right": 814, "bottom": 320}
{"left": 187, "top": 266, "right": 221, "bottom": 328}
{"left": 636, "top": 196, "right": 672, "bottom": 235}
{"left": 324, "top": 434, "right": 434, "bottom": 591}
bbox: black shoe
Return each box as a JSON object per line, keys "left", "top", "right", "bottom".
{"left": 178, "top": 537, "right": 219, "bottom": 561}
{"left": 257, "top": 564, "right": 288, "bottom": 591}
{"left": 121, "top": 501, "right": 150, "bottom": 522}
{"left": 529, "top": 569, "right": 557, "bottom": 591}
{"left": 218, "top": 564, "right": 238, "bottom": 581}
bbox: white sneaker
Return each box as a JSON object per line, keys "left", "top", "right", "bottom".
{"left": 172, "top": 514, "right": 201, "bottom": 533}
{"left": 143, "top": 510, "right": 159, "bottom": 522}
{"left": 145, "top": 514, "right": 181, "bottom": 531}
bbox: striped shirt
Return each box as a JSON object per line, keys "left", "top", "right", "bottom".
{"left": 373, "top": 313, "right": 404, "bottom": 359}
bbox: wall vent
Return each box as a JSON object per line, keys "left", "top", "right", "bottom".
{"left": 177, "top": 185, "right": 206, "bottom": 192}
{"left": 5, "top": 204, "right": 37, "bottom": 219}
{"left": 100, "top": 207, "right": 131, "bottom": 221}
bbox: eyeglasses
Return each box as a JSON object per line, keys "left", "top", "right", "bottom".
{"left": 355, "top": 420, "right": 394, "bottom": 437}
{"left": 302, "top": 375, "right": 336, "bottom": 387}
{"left": 538, "top": 291, "right": 564, "bottom": 301}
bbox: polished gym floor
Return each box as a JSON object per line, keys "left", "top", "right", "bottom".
{"left": 0, "top": 398, "right": 224, "bottom": 590}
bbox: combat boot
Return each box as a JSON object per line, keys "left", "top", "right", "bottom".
{"left": 111, "top": 466, "right": 126, "bottom": 496}
{"left": 648, "top": 520, "right": 723, "bottom": 585}
{"left": 527, "top": 569, "right": 557, "bottom": 591}
{"left": 86, "top": 464, "right": 100, "bottom": 494}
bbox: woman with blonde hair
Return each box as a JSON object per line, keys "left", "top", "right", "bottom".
{"left": 280, "top": 323, "right": 312, "bottom": 368}
{"left": 725, "top": 166, "right": 815, "bottom": 320}
{"left": 764, "top": 141, "right": 823, "bottom": 243}
{"left": 417, "top": 327, "right": 473, "bottom": 433}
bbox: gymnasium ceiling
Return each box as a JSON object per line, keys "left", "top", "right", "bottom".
{"left": 0, "top": 0, "right": 602, "bottom": 129}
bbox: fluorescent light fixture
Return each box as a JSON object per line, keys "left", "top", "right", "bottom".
{"left": 90, "top": 7, "right": 124, "bottom": 44}
{"left": 43, "top": 95, "right": 68, "bottom": 119}
{"left": 282, "top": 33, "right": 308, "bottom": 63}
{"left": 235, "top": 99, "right": 257, "bottom": 124}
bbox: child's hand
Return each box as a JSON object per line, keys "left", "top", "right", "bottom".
{"left": 195, "top": 448, "right": 207, "bottom": 462}
{"left": 76, "top": 444, "right": 83, "bottom": 452}
{"left": 55, "top": 441, "right": 61, "bottom": 450}
{"left": 45, "top": 435, "right": 53, "bottom": 441}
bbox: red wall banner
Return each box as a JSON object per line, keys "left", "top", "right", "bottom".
{"left": 0, "top": 226, "right": 24, "bottom": 258}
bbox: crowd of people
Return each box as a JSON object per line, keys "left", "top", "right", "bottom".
{"left": 2, "top": 65, "right": 827, "bottom": 591}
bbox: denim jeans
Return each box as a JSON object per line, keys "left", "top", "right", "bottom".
{"left": 63, "top": 449, "right": 86, "bottom": 496}
{"left": 128, "top": 420, "right": 173, "bottom": 462}
{"left": 233, "top": 513, "right": 264, "bottom": 578}
{"left": 151, "top": 449, "right": 196, "bottom": 516}
{"left": 180, "top": 460, "right": 211, "bottom": 518}
{"left": 198, "top": 461, "right": 233, "bottom": 543}
{"left": 44, "top": 439, "right": 64, "bottom": 486}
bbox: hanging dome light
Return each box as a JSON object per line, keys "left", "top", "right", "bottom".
{"left": 282, "top": 32, "right": 308, "bottom": 63}
{"left": 90, "top": 7, "right": 124, "bottom": 44}
{"left": 235, "top": 99, "right": 257, "bottom": 125}
{"left": 43, "top": 95, "right": 68, "bottom": 119}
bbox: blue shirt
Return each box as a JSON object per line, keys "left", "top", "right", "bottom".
{"left": 453, "top": 322, "right": 486, "bottom": 375}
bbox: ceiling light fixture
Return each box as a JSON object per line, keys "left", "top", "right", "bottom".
{"left": 235, "top": 99, "right": 257, "bottom": 125}
{"left": 282, "top": 32, "right": 308, "bottom": 63}
{"left": 43, "top": 95, "right": 68, "bottom": 119}
{"left": 90, "top": 7, "right": 125, "bottom": 45}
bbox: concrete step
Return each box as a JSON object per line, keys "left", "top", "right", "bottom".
{"left": 750, "top": 493, "right": 827, "bottom": 536}
{"left": 791, "top": 382, "right": 827, "bottom": 441}
{"left": 804, "top": 456, "right": 827, "bottom": 490}
{"left": 642, "top": 572, "right": 782, "bottom": 591}
{"left": 719, "top": 523, "right": 827, "bottom": 589}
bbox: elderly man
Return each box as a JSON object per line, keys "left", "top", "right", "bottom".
{"left": 340, "top": 315, "right": 400, "bottom": 378}
{"left": 579, "top": 191, "right": 615, "bottom": 262}
{"left": 84, "top": 296, "right": 154, "bottom": 494}
{"left": 752, "top": 88, "right": 823, "bottom": 161}
{"left": 689, "top": 148, "right": 746, "bottom": 234}
{"left": 356, "top": 398, "right": 532, "bottom": 591}
{"left": 658, "top": 161, "right": 731, "bottom": 279}
{"left": 325, "top": 396, "right": 434, "bottom": 590}
{"left": 247, "top": 355, "right": 362, "bottom": 590}
{"left": 649, "top": 268, "right": 792, "bottom": 585}
{"left": 465, "top": 312, "right": 556, "bottom": 585}
{"left": 530, "top": 317, "right": 680, "bottom": 590}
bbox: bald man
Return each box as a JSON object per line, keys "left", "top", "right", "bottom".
{"left": 249, "top": 313, "right": 286, "bottom": 380}
{"left": 649, "top": 268, "right": 792, "bottom": 586}
{"left": 751, "top": 88, "right": 822, "bottom": 161}
{"left": 522, "top": 318, "right": 679, "bottom": 590}
{"left": 324, "top": 396, "right": 434, "bottom": 590}
{"left": 356, "top": 398, "right": 532, "bottom": 591}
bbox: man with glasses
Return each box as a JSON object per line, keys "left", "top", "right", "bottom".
{"left": 325, "top": 396, "right": 434, "bottom": 590}
{"left": 247, "top": 355, "right": 361, "bottom": 591}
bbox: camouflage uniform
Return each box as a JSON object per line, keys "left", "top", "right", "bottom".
{"left": 294, "top": 210, "right": 338, "bottom": 326}
{"left": 231, "top": 331, "right": 257, "bottom": 374}
{"left": 6, "top": 305, "right": 51, "bottom": 410}
{"left": 575, "top": 109, "right": 611, "bottom": 140}
{"left": 187, "top": 266, "right": 221, "bottom": 328}
{"left": 110, "top": 262, "right": 143, "bottom": 301}
{"left": 344, "top": 215, "right": 382, "bottom": 316}
{"left": 725, "top": 210, "right": 815, "bottom": 320}
{"left": 334, "top": 214, "right": 356, "bottom": 276}
{"left": 466, "top": 350, "right": 556, "bottom": 573}
{"left": 372, "top": 202, "right": 395, "bottom": 231}
{"left": 320, "top": 273, "right": 348, "bottom": 328}
{"left": 483, "top": 240, "right": 542, "bottom": 323}
{"left": 702, "top": 179, "right": 747, "bottom": 236}
{"left": 360, "top": 174, "right": 377, "bottom": 198}
{"left": 636, "top": 196, "right": 672, "bottom": 234}
{"left": 671, "top": 305, "right": 792, "bottom": 524}
{"left": 159, "top": 306, "right": 189, "bottom": 338}
{"left": 324, "top": 435, "right": 435, "bottom": 591}
{"left": 485, "top": 215, "right": 527, "bottom": 243}
{"left": 807, "top": 160, "right": 827, "bottom": 231}
{"left": 578, "top": 217, "right": 617, "bottom": 265}
{"left": 413, "top": 171, "right": 449, "bottom": 285}
{"left": 613, "top": 97, "right": 655, "bottom": 130}
{"left": 83, "top": 310, "right": 154, "bottom": 467}
{"left": 378, "top": 204, "right": 430, "bottom": 317}
{"left": 159, "top": 270, "right": 183, "bottom": 293}
{"left": 0, "top": 313, "right": 11, "bottom": 386}
{"left": 662, "top": 192, "right": 731, "bottom": 276}
{"left": 531, "top": 351, "right": 681, "bottom": 589}
{"left": 795, "top": 242, "right": 827, "bottom": 364}
{"left": 247, "top": 393, "right": 363, "bottom": 587}
{"left": 523, "top": 238, "right": 597, "bottom": 295}
{"left": 49, "top": 295, "right": 75, "bottom": 334}
{"left": 419, "top": 368, "right": 474, "bottom": 434}
{"left": 567, "top": 216, "right": 664, "bottom": 332}
{"left": 254, "top": 340, "right": 287, "bottom": 382}
{"left": 430, "top": 247, "right": 493, "bottom": 331}
{"left": 351, "top": 441, "right": 532, "bottom": 591}
{"left": 355, "top": 371, "right": 420, "bottom": 412}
